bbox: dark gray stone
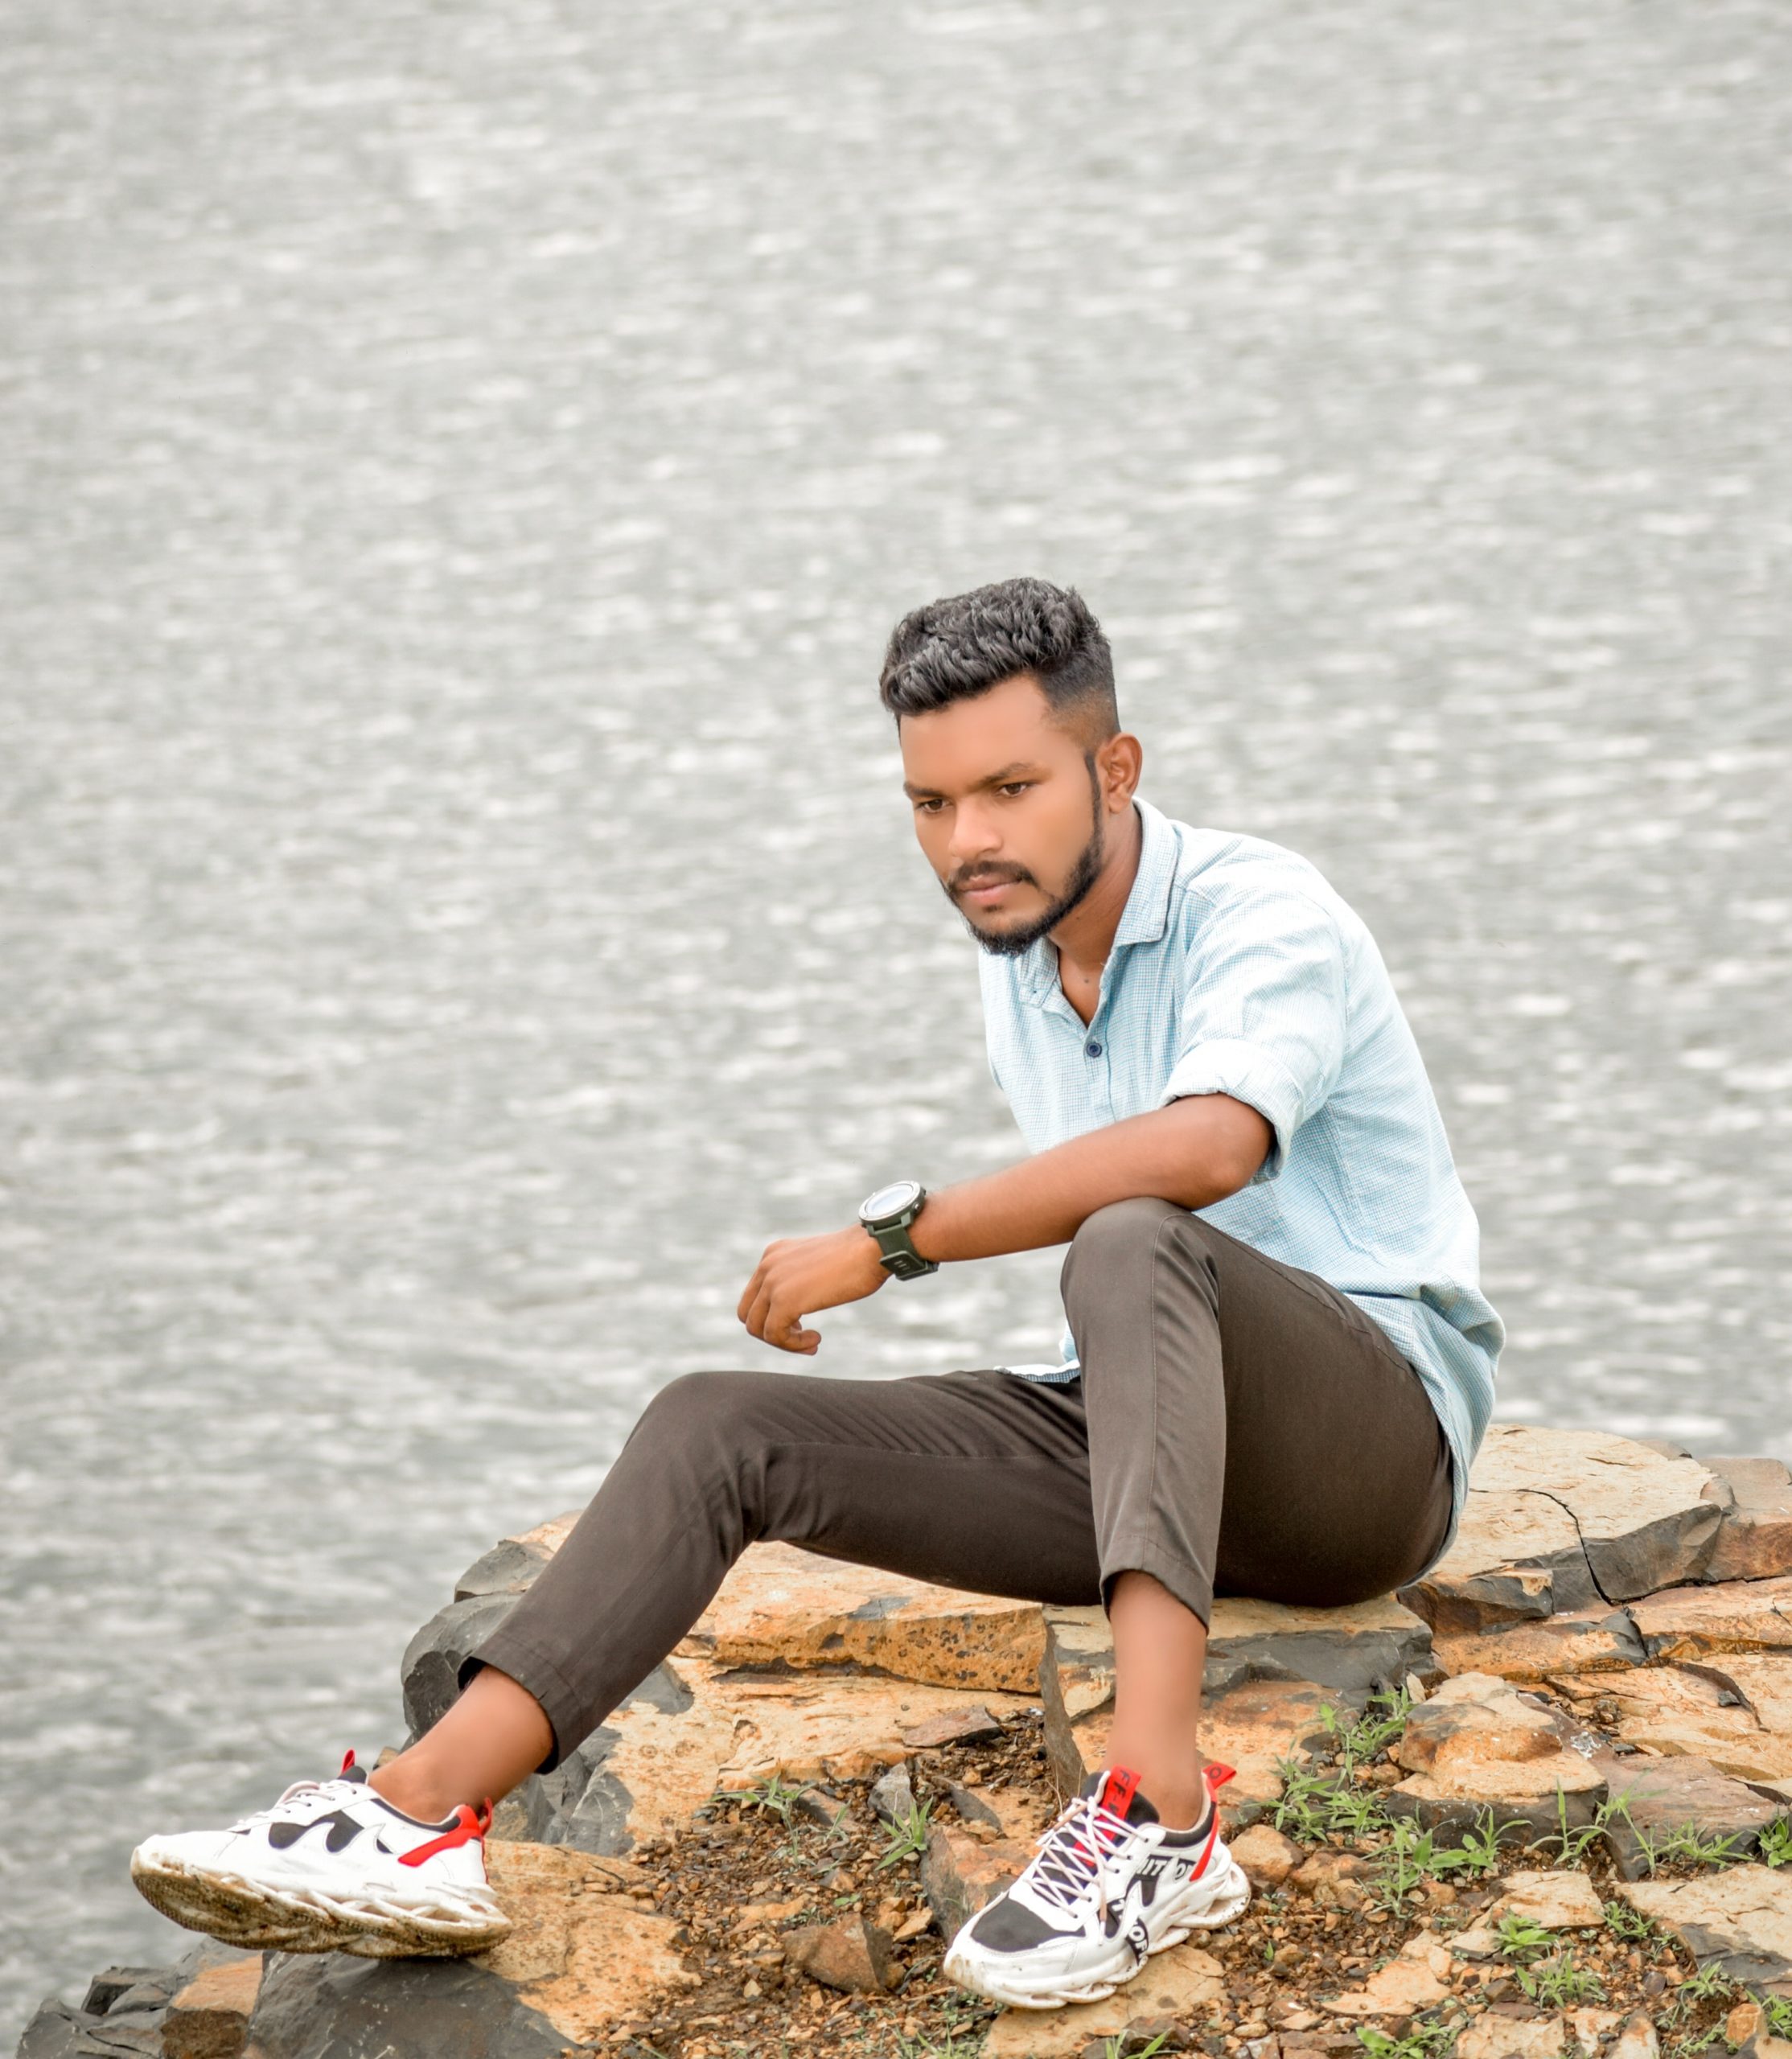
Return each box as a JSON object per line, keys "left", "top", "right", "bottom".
{"left": 14, "top": 1999, "right": 163, "bottom": 2058}
{"left": 242, "top": 1952, "right": 567, "bottom": 2059}
{"left": 869, "top": 1762, "right": 917, "bottom": 1827}
{"left": 944, "top": 1780, "right": 1004, "bottom": 1831}
{"left": 1202, "top": 1616, "right": 1432, "bottom": 1697}
{"left": 452, "top": 1537, "right": 551, "bottom": 1603}
{"left": 77, "top": 1969, "right": 175, "bottom": 2018}
{"left": 399, "top": 1593, "right": 522, "bottom": 1737}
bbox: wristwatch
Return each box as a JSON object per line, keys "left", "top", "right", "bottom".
{"left": 857, "top": 1178, "right": 939, "bottom": 1280}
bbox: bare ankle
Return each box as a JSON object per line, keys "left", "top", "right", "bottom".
{"left": 368, "top": 1757, "right": 460, "bottom": 1825}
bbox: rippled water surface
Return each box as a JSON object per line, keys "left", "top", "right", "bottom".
{"left": 3, "top": 0, "right": 1790, "bottom": 2033}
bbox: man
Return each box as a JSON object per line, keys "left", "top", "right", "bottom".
{"left": 131, "top": 577, "right": 1501, "bottom": 2013}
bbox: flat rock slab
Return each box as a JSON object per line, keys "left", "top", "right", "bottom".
{"left": 1616, "top": 1866, "right": 1792, "bottom": 1995}
{"left": 1489, "top": 1868, "right": 1606, "bottom": 1930}
{"left": 1387, "top": 1671, "right": 1606, "bottom": 1841}
{"left": 677, "top": 1542, "right": 1048, "bottom": 1694}
{"left": 1323, "top": 1934, "right": 1455, "bottom": 2016}
{"left": 1454, "top": 2014, "right": 1584, "bottom": 2059}
{"left": 1594, "top": 1754, "right": 1785, "bottom": 1880}
{"left": 1552, "top": 1662, "right": 1792, "bottom": 1786}
{"left": 980, "top": 1945, "right": 1225, "bottom": 2056}
{"left": 1701, "top": 1459, "right": 1792, "bottom": 1584}
{"left": 1432, "top": 1609, "right": 1647, "bottom": 1683}
{"left": 489, "top": 1657, "right": 1029, "bottom": 1856}
{"left": 1632, "top": 1578, "right": 1792, "bottom": 1662}
{"left": 1402, "top": 1426, "right": 1721, "bottom": 1635}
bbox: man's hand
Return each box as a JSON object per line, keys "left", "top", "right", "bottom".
{"left": 737, "top": 1225, "right": 891, "bottom": 1354}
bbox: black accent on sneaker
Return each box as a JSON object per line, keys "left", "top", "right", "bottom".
{"left": 268, "top": 1811, "right": 365, "bottom": 1855}
{"left": 338, "top": 1764, "right": 369, "bottom": 1787}
{"left": 968, "top": 1893, "right": 1067, "bottom": 1954}
{"left": 1080, "top": 1769, "right": 1213, "bottom": 1843}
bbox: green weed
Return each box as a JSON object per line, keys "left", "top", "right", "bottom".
{"left": 717, "top": 1772, "right": 808, "bottom": 1828}
{"left": 1604, "top": 1898, "right": 1658, "bottom": 1942}
{"left": 878, "top": 1798, "right": 933, "bottom": 1870}
{"left": 1516, "top": 1949, "right": 1605, "bottom": 2010}
{"left": 1763, "top": 1996, "right": 1792, "bottom": 2040}
{"left": 1760, "top": 1819, "right": 1792, "bottom": 1870}
{"left": 1354, "top": 2020, "right": 1459, "bottom": 2059}
{"left": 1635, "top": 1820, "right": 1748, "bottom": 1875}
{"left": 1493, "top": 1913, "right": 1556, "bottom": 1964}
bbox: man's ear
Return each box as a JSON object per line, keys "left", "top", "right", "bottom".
{"left": 1095, "top": 730, "right": 1144, "bottom": 813}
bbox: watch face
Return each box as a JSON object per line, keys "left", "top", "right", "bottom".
{"left": 861, "top": 1178, "right": 921, "bottom": 1221}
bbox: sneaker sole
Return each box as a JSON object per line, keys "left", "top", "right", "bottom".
{"left": 129, "top": 1851, "right": 511, "bottom": 1958}
{"left": 943, "top": 1850, "right": 1252, "bottom": 2010}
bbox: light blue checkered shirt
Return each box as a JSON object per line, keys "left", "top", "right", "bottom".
{"left": 980, "top": 793, "right": 1501, "bottom": 1541}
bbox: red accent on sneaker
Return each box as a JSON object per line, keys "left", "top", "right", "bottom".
{"left": 1186, "top": 1760, "right": 1236, "bottom": 1879}
{"left": 1100, "top": 1767, "right": 1142, "bottom": 1820}
{"left": 397, "top": 1798, "right": 494, "bottom": 1868}
{"left": 339, "top": 1749, "right": 358, "bottom": 1777}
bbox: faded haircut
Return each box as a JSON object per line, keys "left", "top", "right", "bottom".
{"left": 878, "top": 577, "right": 1119, "bottom": 747}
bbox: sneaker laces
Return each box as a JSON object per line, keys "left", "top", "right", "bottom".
{"left": 1018, "top": 1791, "right": 1143, "bottom": 1925}
{"left": 232, "top": 1752, "right": 364, "bottom": 1831}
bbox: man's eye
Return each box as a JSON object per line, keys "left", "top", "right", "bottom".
{"left": 998, "top": 783, "right": 1031, "bottom": 797}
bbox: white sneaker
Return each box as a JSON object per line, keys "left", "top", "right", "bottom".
{"left": 943, "top": 1761, "right": 1250, "bottom": 2010}
{"left": 130, "top": 1752, "right": 511, "bottom": 1958}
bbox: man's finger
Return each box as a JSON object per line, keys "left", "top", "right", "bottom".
{"left": 736, "top": 1266, "right": 763, "bottom": 1325}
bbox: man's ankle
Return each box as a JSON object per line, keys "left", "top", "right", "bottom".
{"left": 368, "top": 1758, "right": 460, "bottom": 1825}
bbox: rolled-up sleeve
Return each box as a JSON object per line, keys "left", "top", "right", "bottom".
{"left": 1156, "top": 888, "right": 1349, "bottom": 1181}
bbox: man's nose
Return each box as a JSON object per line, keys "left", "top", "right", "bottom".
{"left": 946, "top": 800, "right": 1001, "bottom": 865}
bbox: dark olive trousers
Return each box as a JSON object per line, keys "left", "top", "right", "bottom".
{"left": 468, "top": 1195, "right": 1455, "bottom": 1766}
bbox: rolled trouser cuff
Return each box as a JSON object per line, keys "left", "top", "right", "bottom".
{"left": 1099, "top": 1533, "right": 1215, "bottom": 1629}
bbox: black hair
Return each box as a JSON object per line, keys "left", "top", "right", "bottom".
{"left": 878, "top": 577, "right": 1119, "bottom": 746}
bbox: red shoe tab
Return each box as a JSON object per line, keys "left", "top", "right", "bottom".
{"left": 1202, "top": 1760, "right": 1236, "bottom": 1800}
{"left": 339, "top": 1749, "right": 358, "bottom": 1777}
{"left": 1100, "top": 1766, "right": 1143, "bottom": 1819}
{"left": 399, "top": 1799, "right": 494, "bottom": 1868}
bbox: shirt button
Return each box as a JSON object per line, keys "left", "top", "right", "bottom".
{"left": 1086, "top": 1041, "right": 1104, "bottom": 1058}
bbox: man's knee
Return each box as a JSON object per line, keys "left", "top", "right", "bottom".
{"left": 630, "top": 1369, "right": 779, "bottom": 1473}
{"left": 1060, "top": 1194, "right": 1194, "bottom": 1297}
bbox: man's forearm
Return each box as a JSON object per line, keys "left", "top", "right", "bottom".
{"left": 905, "top": 1093, "right": 1272, "bottom": 1265}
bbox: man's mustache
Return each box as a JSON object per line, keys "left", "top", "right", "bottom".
{"left": 951, "top": 869, "right": 1034, "bottom": 894}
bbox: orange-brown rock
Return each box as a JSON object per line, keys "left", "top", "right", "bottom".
{"left": 779, "top": 1915, "right": 899, "bottom": 1993}
{"left": 520, "top": 1656, "right": 1030, "bottom": 1855}
{"left": 979, "top": 1944, "right": 1226, "bottom": 2056}
{"left": 1552, "top": 1659, "right": 1792, "bottom": 1785}
{"left": 1632, "top": 1576, "right": 1792, "bottom": 1662}
{"left": 1402, "top": 1427, "right": 1722, "bottom": 1636}
{"left": 1324, "top": 1934, "right": 1456, "bottom": 2017}
{"left": 1432, "top": 1608, "right": 1646, "bottom": 1682}
{"left": 1702, "top": 1459, "right": 1792, "bottom": 1583}
{"left": 1232, "top": 1823, "right": 1305, "bottom": 1890}
{"left": 1386, "top": 1671, "right": 1605, "bottom": 1839}
{"left": 919, "top": 1821, "right": 1033, "bottom": 1939}
{"left": 677, "top": 1542, "right": 1047, "bottom": 1692}
{"left": 163, "top": 1954, "right": 262, "bottom": 2059}
{"left": 1487, "top": 1868, "right": 1605, "bottom": 1930}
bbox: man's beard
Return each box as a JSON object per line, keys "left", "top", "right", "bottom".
{"left": 949, "top": 757, "right": 1107, "bottom": 960}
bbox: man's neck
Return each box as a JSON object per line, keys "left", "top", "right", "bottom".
{"left": 1049, "top": 799, "right": 1143, "bottom": 1017}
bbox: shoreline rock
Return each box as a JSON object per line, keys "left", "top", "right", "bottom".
{"left": 24, "top": 1424, "right": 1792, "bottom": 2059}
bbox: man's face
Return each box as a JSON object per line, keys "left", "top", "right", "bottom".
{"left": 899, "top": 673, "right": 1107, "bottom": 957}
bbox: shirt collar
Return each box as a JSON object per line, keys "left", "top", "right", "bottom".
{"left": 1016, "top": 794, "right": 1179, "bottom": 1003}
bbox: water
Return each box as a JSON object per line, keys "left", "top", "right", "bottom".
{"left": 2, "top": 0, "right": 1788, "bottom": 2033}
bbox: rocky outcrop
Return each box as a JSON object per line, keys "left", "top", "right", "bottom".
{"left": 1617, "top": 1868, "right": 1792, "bottom": 1995}
{"left": 1384, "top": 1671, "right": 1609, "bottom": 1841}
{"left": 26, "top": 1422, "right": 1792, "bottom": 2059}
{"left": 1400, "top": 1427, "right": 1725, "bottom": 1634}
